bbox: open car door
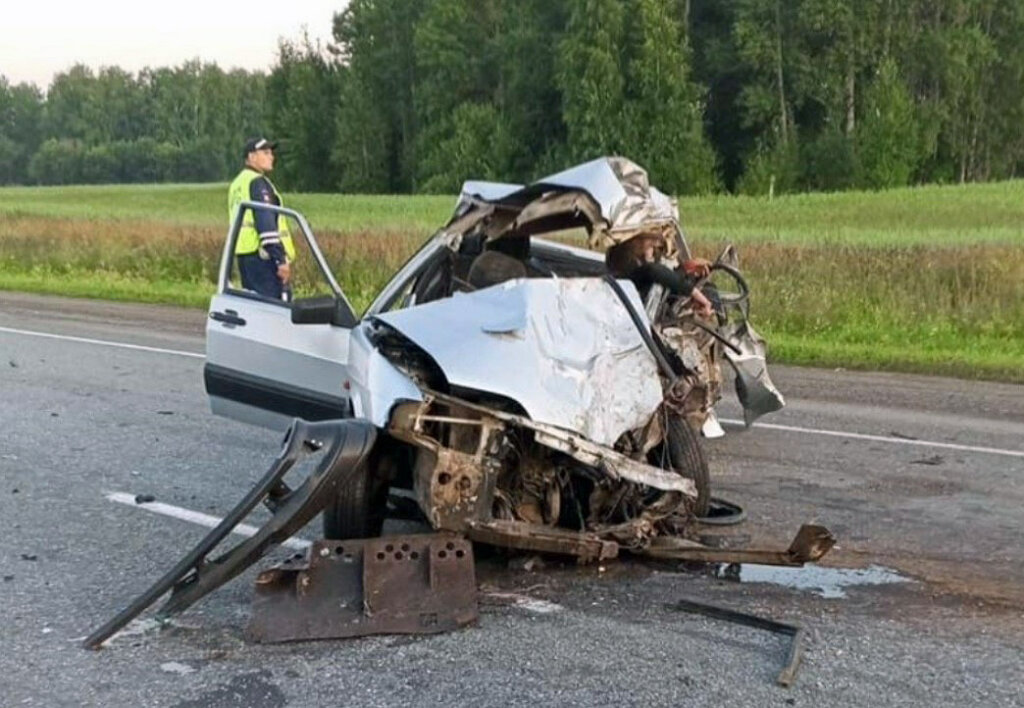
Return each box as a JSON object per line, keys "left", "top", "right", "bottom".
{"left": 205, "top": 202, "right": 358, "bottom": 431}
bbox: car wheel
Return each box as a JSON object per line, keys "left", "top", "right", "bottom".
{"left": 658, "top": 414, "right": 711, "bottom": 517}
{"left": 322, "top": 452, "right": 389, "bottom": 540}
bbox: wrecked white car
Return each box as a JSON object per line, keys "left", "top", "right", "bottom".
{"left": 205, "top": 156, "right": 792, "bottom": 552}
{"left": 84, "top": 158, "right": 829, "bottom": 649}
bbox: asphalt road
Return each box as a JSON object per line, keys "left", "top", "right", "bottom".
{"left": 1, "top": 292, "right": 1022, "bottom": 707}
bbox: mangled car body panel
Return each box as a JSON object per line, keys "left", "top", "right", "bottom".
{"left": 346, "top": 324, "right": 424, "bottom": 428}
{"left": 374, "top": 277, "right": 663, "bottom": 446}
{"left": 456, "top": 157, "right": 680, "bottom": 241}
{"left": 88, "top": 418, "right": 830, "bottom": 649}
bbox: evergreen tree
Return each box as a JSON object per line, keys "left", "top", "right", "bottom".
{"left": 557, "top": 0, "right": 628, "bottom": 160}
{"left": 412, "top": 0, "right": 509, "bottom": 191}
{"left": 856, "top": 60, "right": 920, "bottom": 188}
{"left": 332, "top": 0, "right": 427, "bottom": 192}
{"left": 266, "top": 37, "right": 341, "bottom": 191}
{"left": 621, "top": 0, "right": 718, "bottom": 193}
{"left": 493, "top": 0, "right": 568, "bottom": 180}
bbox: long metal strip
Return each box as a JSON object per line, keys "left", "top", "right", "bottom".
{"left": 84, "top": 418, "right": 376, "bottom": 649}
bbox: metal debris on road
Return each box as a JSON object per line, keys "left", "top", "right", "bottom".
{"left": 670, "top": 597, "right": 805, "bottom": 687}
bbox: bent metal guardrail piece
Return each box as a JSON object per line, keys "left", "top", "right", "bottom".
{"left": 83, "top": 418, "right": 377, "bottom": 650}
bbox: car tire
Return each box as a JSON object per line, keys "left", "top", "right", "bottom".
{"left": 322, "top": 453, "right": 388, "bottom": 540}
{"left": 660, "top": 414, "right": 711, "bottom": 517}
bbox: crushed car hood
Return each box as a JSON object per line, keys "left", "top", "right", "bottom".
{"left": 373, "top": 278, "right": 663, "bottom": 446}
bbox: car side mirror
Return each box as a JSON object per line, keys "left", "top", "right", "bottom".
{"left": 291, "top": 296, "right": 357, "bottom": 327}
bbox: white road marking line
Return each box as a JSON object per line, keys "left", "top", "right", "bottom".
{"left": 105, "top": 491, "right": 311, "bottom": 551}
{"left": 0, "top": 325, "right": 204, "bottom": 359}
{"left": 7, "top": 325, "right": 1019, "bottom": 461}
{"left": 720, "top": 418, "right": 1024, "bottom": 459}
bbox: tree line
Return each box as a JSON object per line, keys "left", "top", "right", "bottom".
{"left": 0, "top": 63, "right": 266, "bottom": 186}
{"left": 3, "top": 0, "right": 1023, "bottom": 194}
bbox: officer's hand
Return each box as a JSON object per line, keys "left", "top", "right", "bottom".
{"left": 277, "top": 263, "right": 291, "bottom": 285}
{"left": 682, "top": 258, "right": 712, "bottom": 279}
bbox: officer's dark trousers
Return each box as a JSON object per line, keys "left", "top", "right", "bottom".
{"left": 237, "top": 254, "right": 283, "bottom": 300}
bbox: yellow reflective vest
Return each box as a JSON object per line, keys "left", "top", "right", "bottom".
{"left": 228, "top": 168, "right": 296, "bottom": 260}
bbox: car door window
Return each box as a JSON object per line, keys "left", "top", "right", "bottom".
{"left": 226, "top": 210, "right": 338, "bottom": 304}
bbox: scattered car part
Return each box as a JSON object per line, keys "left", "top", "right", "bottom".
{"left": 669, "top": 597, "right": 806, "bottom": 687}
{"left": 698, "top": 496, "right": 747, "bottom": 526}
{"left": 642, "top": 524, "right": 834, "bottom": 565}
{"left": 701, "top": 410, "right": 726, "bottom": 438}
{"left": 466, "top": 520, "right": 618, "bottom": 563}
{"left": 84, "top": 418, "right": 378, "bottom": 649}
{"left": 248, "top": 535, "right": 477, "bottom": 643}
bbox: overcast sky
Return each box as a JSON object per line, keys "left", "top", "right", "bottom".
{"left": 2, "top": 1, "right": 344, "bottom": 89}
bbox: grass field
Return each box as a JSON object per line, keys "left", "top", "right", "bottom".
{"left": 1, "top": 181, "right": 1022, "bottom": 381}
{"left": 3, "top": 179, "right": 1023, "bottom": 246}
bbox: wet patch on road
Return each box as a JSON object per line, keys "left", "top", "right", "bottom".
{"left": 713, "top": 563, "right": 912, "bottom": 598}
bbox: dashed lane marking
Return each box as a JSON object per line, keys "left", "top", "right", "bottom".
{"left": 720, "top": 418, "right": 1024, "bottom": 459}
{"left": 0, "top": 325, "right": 204, "bottom": 358}
{"left": 106, "top": 491, "right": 311, "bottom": 551}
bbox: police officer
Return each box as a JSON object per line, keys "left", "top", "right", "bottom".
{"left": 228, "top": 137, "right": 295, "bottom": 300}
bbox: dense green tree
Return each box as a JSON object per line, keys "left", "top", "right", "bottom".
{"left": 332, "top": 0, "right": 427, "bottom": 192}
{"left": 417, "top": 101, "right": 514, "bottom": 193}
{"left": 733, "top": 0, "right": 800, "bottom": 150}
{"left": 557, "top": 0, "right": 629, "bottom": 159}
{"left": 0, "top": 136, "right": 21, "bottom": 184}
{"left": 44, "top": 65, "right": 98, "bottom": 142}
{"left": 332, "top": 71, "right": 391, "bottom": 192}
{"left": 621, "top": 0, "right": 718, "bottom": 193}
{"left": 856, "top": 60, "right": 920, "bottom": 188}
{"left": 90, "top": 67, "right": 152, "bottom": 143}
{"left": 6, "top": 1, "right": 1024, "bottom": 191}
{"left": 0, "top": 78, "right": 44, "bottom": 183}
{"left": 689, "top": 0, "right": 758, "bottom": 189}
{"left": 412, "top": 0, "right": 506, "bottom": 191}
{"left": 266, "top": 37, "right": 341, "bottom": 191}
{"left": 28, "top": 139, "right": 84, "bottom": 184}
{"left": 493, "top": 0, "right": 568, "bottom": 179}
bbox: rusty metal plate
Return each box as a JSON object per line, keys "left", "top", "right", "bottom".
{"left": 247, "top": 534, "right": 478, "bottom": 643}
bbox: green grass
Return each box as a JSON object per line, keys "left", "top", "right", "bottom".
{"left": 0, "top": 269, "right": 214, "bottom": 308}
{"left": 1, "top": 181, "right": 1022, "bottom": 382}
{"left": 0, "top": 183, "right": 453, "bottom": 234}
{"left": 3, "top": 178, "right": 1023, "bottom": 246}
{"left": 678, "top": 179, "right": 1024, "bottom": 246}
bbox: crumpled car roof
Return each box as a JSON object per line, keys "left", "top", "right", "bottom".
{"left": 454, "top": 156, "right": 679, "bottom": 238}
